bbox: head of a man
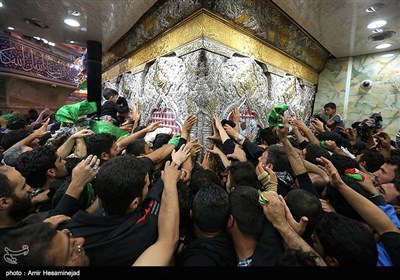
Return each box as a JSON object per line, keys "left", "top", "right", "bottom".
{"left": 95, "top": 156, "right": 150, "bottom": 215}
{"left": 15, "top": 146, "right": 67, "bottom": 189}
{"left": 0, "top": 166, "right": 32, "bottom": 223}
{"left": 0, "top": 223, "right": 89, "bottom": 266}
{"left": 373, "top": 156, "right": 400, "bottom": 185}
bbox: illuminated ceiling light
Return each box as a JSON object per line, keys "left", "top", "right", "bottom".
{"left": 71, "top": 11, "right": 81, "bottom": 16}
{"left": 0, "top": 2, "right": 3, "bottom": 8}
{"left": 69, "top": 40, "right": 76, "bottom": 44}
{"left": 375, "top": 43, "right": 391, "bottom": 49}
{"left": 64, "top": 18, "right": 80, "bottom": 27}
{"left": 42, "top": 38, "right": 48, "bottom": 44}
{"left": 367, "top": 20, "right": 387, "bottom": 29}
{"left": 7, "top": 26, "right": 15, "bottom": 30}
{"left": 381, "top": 53, "right": 394, "bottom": 58}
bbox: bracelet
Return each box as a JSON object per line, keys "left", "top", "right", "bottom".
{"left": 235, "top": 134, "right": 245, "bottom": 142}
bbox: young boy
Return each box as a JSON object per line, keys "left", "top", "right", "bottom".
{"left": 100, "top": 88, "right": 129, "bottom": 126}
{"left": 323, "top": 102, "right": 344, "bottom": 132}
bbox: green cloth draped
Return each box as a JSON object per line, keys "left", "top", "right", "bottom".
{"left": 90, "top": 121, "right": 129, "bottom": 140}
{"left": 0, "top": 113, "right": 19, "bottom": 123}
{"left": 268, "top": 103, "right": 289, "bottom": 128}
{"left": 55, "top": 100, "right": 97, "bottom": 124}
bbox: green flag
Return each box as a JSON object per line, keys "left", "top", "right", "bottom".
{"left": 91, "top": 121, "right": 129, "bottom": 140}
{"left": 55, "top": 100, "right": 97, "bottom": 124}
{"left": 268, "top": 103, "right": 289, "bottom": 128}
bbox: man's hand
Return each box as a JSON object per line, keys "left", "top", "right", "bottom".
{"left": 226, "top": 144, "right": 246, "bottom": 162}
{"left": 171, "top": 144, "right": 191, "bottom": 166}
{"left": 200, "top": 152, "right": 216, "bottom": 170}
{"left": 162, "top": 161, "right": 181, "bottom": 186}
{"left": 43, "top": 215, "right": 71, "bottom": 228}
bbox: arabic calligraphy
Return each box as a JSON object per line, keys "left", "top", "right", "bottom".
{"left": 0, "top": 35, "right": 78, "bottom": 85}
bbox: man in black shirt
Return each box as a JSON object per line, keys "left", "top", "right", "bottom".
{"left": 59, "top": 156, "right": 162, "bottom": 266}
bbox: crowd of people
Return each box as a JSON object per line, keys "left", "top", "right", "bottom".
{"left": 0, "top": 88, "right": 399, "bottom": 267}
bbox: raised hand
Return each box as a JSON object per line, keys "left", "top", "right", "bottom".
{"left": 43, "top": 215, "right": 71, "bottom": 228}
{"left": 279, "top": 195, "right": 308, "bottom": 236}
{"left": 316, "top": 156, "right": 344, "bottom": 187}
{"left": 161, "top": 161, "right": 181, "bottom": 186}
{"left": 226, "top": 144, "right": 246, "bottom": 162}
{"left": 171, "top": 144, "right": 191, "bottom": 166}
{"left": 207, "top": 117, "right": 221, "bottom": 143}
{"left": 182, "top": 115, "right": 197, "bottom": 133}
{"left": 200, "top": 152, "right": 216, "bottom": 170}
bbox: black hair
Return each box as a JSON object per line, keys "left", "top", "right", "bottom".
{"left": 86, "top": 133, "right": 116, "bottom": 158}
{"left": 229, "top": 186, "right": 264, "bottom": 239}
{"left": 330, "top": 154, "right": 360, "bottom": 176}
{"left": 304, "top": 144, "right": 331, "bottom": 165}
{"left": 102, "top": 88, "right": 118, "bottom": 100}
{"left": 265, "top": 144, "right": 293, "bottom": 174}
{"left": 323, "top": 102, "right": 336, "bottom": 110}
{"left": 95, "top": 155, "right": 149, "bottom": 215}
{"left": 116, "top": 96, "right": 128, "bottom": 107}
{"left": 278, "top": 249, "right": 318, "bottom": 266}
{"left": 152, "top": 133, "right": 171, "bottom": 150}
{"left": 2, "top": 145, "right": 27, "bottom": 167}
{"left": 125, "top": 139, "right": 147, "bottom": 156}
{"left": 228, "top": 161, "right": 262, "bottom": 190}
{"left": 256, "top": 127, "right": 279, "bottom": 146}
{"left": 192, "top": 183, "right": 229, "bottom": 232}
{"left": 324, "top": 176, "right": 369, "bottom": 221}
{"left": 315, "top": 131, "right": 342, "bottom": 148}
{"left": 385, "top": 155, "right": 400, "bottom": 181}
{"left": 15, "top": 146, "right": 58, "bottom": 189}
{"left": 0, "top": 167, "right": 13, "bottom": 197}
{"left": 314, "top": 212, "right": 377, "bottom": 266}
{"left": 189, "top": 165, "right": 222, "bottom": 196}
{"left": 358, "top": 150, "right": 384, "bottom": 173}
{"left": 0, "top": 223, "right": 57, "bottom": 266}
{"left": 8, "top": 120, "right": 26, "bottom": 130}
{"left": 1, "top": 129, "right": 30, "bottom": 150}
{"left": 286, "top": 189, "right": 322, "bottom": 245}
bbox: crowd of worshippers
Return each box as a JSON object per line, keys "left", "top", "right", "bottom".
{"left": 0, "top": 93, "right": 399, "bottom": 267}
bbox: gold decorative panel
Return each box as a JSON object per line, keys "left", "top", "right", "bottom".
{"left": 103, "top": 9, "right": 318, "bottom": 84}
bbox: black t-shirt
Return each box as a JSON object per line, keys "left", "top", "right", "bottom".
{"left": 59, "top": 178, "right": 163, "bottom": 266}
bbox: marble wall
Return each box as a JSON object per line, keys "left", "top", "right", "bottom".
{"left": 313, "top": 50, "right": 400, "bottom": 139}
{"left": 105, "top": 39, "right": 315, "bottom": 146}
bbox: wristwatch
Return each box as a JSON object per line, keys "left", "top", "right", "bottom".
{"left": 235, "top": 134, "right": 245, "bottom": 142}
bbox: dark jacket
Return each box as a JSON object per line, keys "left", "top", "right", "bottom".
{"left": 100, "top": 100, "right": 129, "bottom": 120}
{"left": 177, "top": 232, "right": 236, "bottom": 266}
{"left": 59, "top": 178, "right": 163, "bottom": 266}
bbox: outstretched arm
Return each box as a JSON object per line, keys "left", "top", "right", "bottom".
{"left": 317, "top": 156, "right": 399, "bottom": 235}
{"left": 133, "top": 161, "right": 180, "bottom": 266}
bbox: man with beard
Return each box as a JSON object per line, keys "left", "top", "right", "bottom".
{"left": 0, "top": 166, "right": 33, "bottom": 234}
